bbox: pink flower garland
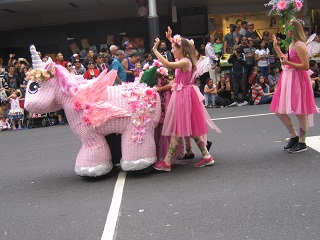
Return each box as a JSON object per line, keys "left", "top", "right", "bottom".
{"left": 121, "top": 82, "right": 157, "bottom": 143}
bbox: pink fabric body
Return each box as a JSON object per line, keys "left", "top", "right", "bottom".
{"left": 270, "top": 43, "right": 319, "bottom": 125}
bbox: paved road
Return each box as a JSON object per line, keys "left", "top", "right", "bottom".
{"left": 1, "top": 99, "right": 320, "bottom": 240}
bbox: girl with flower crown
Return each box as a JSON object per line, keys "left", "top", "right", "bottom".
{"left": 270, "top": 20, "right": 319, "bottom": 153}
{"left": 152, "top": 27, "right": 221, "bottom": 171}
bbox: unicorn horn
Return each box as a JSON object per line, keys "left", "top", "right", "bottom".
{"left": 30, "top": 45, "right": 45, "bottom": 69}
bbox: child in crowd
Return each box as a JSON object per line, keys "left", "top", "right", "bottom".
{"left": 214, "top": 37, "right": 223, "bottom": 59}
{"left": 152, "top": 27, "right": 221, "bottom": 171}
{"left": 8, "top": 89, "right": 24, "bottom": 130}
{"left": 204, "top": 78, "right": 218, "bottom": 107}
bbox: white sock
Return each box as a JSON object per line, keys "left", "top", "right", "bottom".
{"left": 203, "top": 155, "right": 210, "bottom": 159}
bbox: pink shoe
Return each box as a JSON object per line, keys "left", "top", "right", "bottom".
{"left": 194, "top": 156, "right": 215, "bottom": 168}
{"left": 153, "top": 161, "right": 171, "bottom": 172}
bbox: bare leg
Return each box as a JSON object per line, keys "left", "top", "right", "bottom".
{"left": 276, "top": 113, "right": 297, "bottom": 138}
{"left": 295, "top": 114, "right": 308, "bottom": 143}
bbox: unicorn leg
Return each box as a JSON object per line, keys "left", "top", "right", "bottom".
{"left": 75, "top": 134, "right": 113, "bottom": 177}
{"left": 120, "top": 130, "right": 157, "bottom": 171}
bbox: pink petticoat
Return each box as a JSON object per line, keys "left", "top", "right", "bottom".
{"left": 270, "top": 67, "right": 319, "bottom": 126}
{"left": 162, "top": 84, "right": 221, "bottom": 137}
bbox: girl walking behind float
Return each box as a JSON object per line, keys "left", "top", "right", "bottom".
{"left": 152, "top": 28, "right": 221, "bottom": 172}
{"left": 270, "top": 20, "right": 319, "bottom": 153}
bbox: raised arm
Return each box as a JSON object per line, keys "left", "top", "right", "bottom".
{"left": 152, "top": 38, "right": 189, "bottom": 71}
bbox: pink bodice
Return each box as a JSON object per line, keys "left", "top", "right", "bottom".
{"left": 174, "top": 58, "right": 193, "bottom": 85}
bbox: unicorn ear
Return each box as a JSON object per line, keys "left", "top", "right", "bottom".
{"left": 30, "top": 45, "right": 45, "bottom": 69}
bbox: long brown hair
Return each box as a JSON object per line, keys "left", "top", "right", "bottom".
{"left": 291, "top": 20, "right": 306, "bottom": 43}
{"left": 174, "top": 37, "right": 198, "bottom": 70}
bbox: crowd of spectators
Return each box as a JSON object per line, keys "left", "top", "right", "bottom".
{"left": 1, "top": 20, "right": 320, "bottom": 131}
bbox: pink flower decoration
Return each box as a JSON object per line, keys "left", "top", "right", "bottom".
{"left": 130, "top": 134, "right": 138, "bottom": 142}
{"left": 145, "top": 89, "right": 153, "bottom": 97}
{"left": 143, "top": 63, "right": 150, "bottom": 70}
{"left": 83, "top": 103, "right": 93, "bottom": 113}
{"left": 277, "top": 0, "right": 287, "bottom": 10}
{"left": 82, "top": 116, "right": 91, "bottom": 126}
{"left": 153, "top": 60, "right": 162, "bottom": 68}
{"left": 73, "top": 101, "right": 82, "bottom": 111}
{"left": 294, "top": 0, "right": 303, "bottom": 11}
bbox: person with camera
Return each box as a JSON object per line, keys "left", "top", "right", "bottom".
{"left": 228, "top": 45, "right": 247, "bottom": 102}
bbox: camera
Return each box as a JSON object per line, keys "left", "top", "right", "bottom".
{"left": 236, "top": 48, "right": 241, "bottom": 54}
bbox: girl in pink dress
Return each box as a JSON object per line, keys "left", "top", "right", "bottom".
{"left": 152, "top": 29, "right": 221, "bottom": 171}
{"left": 270, "top": 20, "right": 319, "bottom": 153}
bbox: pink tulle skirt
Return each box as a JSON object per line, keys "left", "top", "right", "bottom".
{"left": 162, "top": 85, "right": 209, "bottom": 137}
{"left": 270, "top": 68, "right": 319, "bottom": 115}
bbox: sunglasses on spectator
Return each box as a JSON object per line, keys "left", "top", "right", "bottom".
{"left": 248, "top": 24, "right": 254, "bottom": 26}
{"left": 75, "top": 61, "right": 80, "bottom": 63}
{"left": 88, "top": 62, "right": 94, "bottom": 65}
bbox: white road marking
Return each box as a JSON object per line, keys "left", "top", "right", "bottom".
{"left": 101, "top": 171, "right": 127, "bottom": 240}
{"left": 306, "top": 136, "right": 320, "bottom": 153}
{"left": 212, "top": 112, "right": 275, "bottom": 121}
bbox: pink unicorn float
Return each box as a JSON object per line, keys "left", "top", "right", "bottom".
{"left": 24, "top": 46, "right": 161, "bottom": 177}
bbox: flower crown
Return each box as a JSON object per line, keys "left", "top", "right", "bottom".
{"left": 26, "top": 67, "right": 56, "bottom": 82}
{"left": 170, "top": 34, "right": 194, "bottom": 47}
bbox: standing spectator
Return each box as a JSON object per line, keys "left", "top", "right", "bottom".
{"left": 83, "top": 61, "right": 100, "bottom": 80}
{"left": 255, "top": 41, "right": 270, "bottom": 79}
{"left": 233, "top": 24, "right": 241, "bottom": 45}
{"left": 270, "top": 20, "right": 319, "bottom": 153}
{"left": 123, "top": 40, "right": 136, "bottom": 58}
{"left": 239, "top": 36, "right": 249, "bottom": 52}
{"left": 245, "top": 22, "right": 260, "bottom": 48}
{"left": 228, "top": 45, "right": 247, "bottom": 102}
{"left": 239, "top": 21, "right": 248, "bottom": 37}
{"left": 65, "top": 62, "right": 76, "bottom": 74}
{"left": 111, "top": 50, "right": 126, "bottom": 84}
{"left": 262, "top": 31, "right": 274, "bottom": 54}
{"left": 205, "top": 34, "right": 219, "bottom": 83}
{"left": 158, "top": 40, "right": 173, "bottom": 62}
{"left": 224, "top": 24, "right": 236, "bottom": 54}
{"left": 83, "top": 49, "right": 95, "bottom": 69}
{"left": 108, "top": 45, "right": 118, "bottom": 65}
{"left": 141, "top": 53, "right": 154, "bottom": 68}
{"left": 4, "top": 65, "right": 19, "bottom": 89}
{"left": 122, "top": 52, "right": 140, "bottom": 83}
{"left": 74, "top": 59, "right": 86, "bottom": 75}
{"left": 95, "top": 54, "right": 108, "bottom": 73}
{"left": 55, "top": 52, "right": 67, "bottom": 67}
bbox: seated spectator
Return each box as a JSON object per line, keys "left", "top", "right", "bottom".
{"left": 0, "top": 101, "right": 10, "bottom": 130}
{"left": 251, "top": 74, "right": 273, "bottom": 105}
{"left": 217, "top": 73, "right": 232, "bottom": 101}
{"left": 195, "top": 78, "right": 204, "bottom": 95}
{"left": 309, "top": 60, "right": 320, "bottom": 97}
{"left": 248, "top": 66, "right": 260, "bottom": 87}
{"left": 204, "top": 78, "right": 218, "bottom": 108}
{"left": 268, "top": 64, "right": 281, "bottom": 93}
{"left": 83, "top": 61, "right": 100, "bottom": 80}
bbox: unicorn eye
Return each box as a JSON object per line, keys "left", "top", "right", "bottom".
{"left": 28, "top": 82, "right": 41, "bottom": 94}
